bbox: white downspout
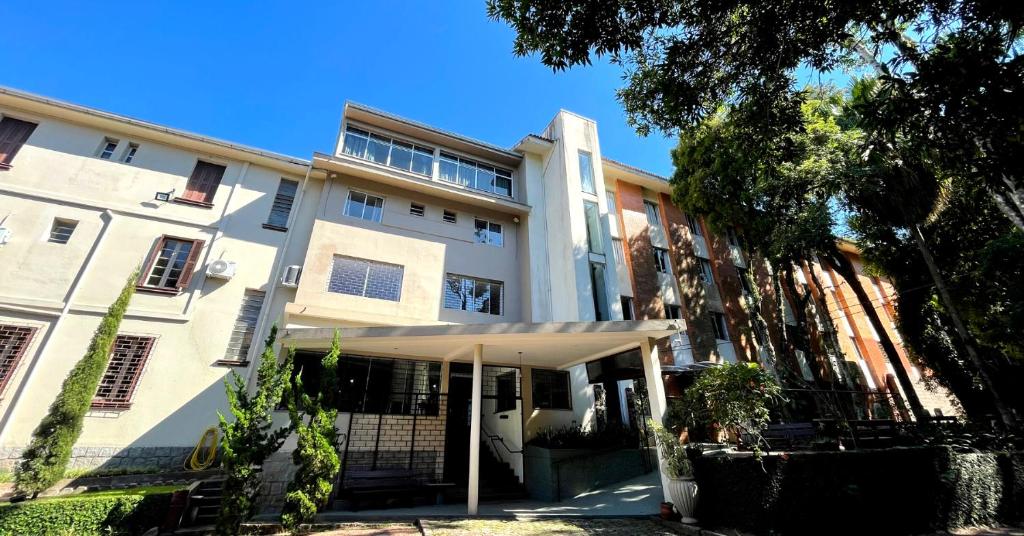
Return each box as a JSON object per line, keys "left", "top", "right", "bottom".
{"left": 0, "top": 209, "right": 116, "bottom": 444}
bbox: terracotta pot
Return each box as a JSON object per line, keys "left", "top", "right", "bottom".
{"left": 660, "top": 501, "right": 676, "bottom": 520}
{"left": 667, "top": 476, "right": 698, "bottom": 524}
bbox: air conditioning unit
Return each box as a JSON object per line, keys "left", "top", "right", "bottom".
{"left": 207, "top": 259, "right": 237, "bottom": 280}
{"left": 280, "top": 265, "right": 302, "bottom": 287}
{"left": 0, "top": 228, "right": 10, "bottom": 246}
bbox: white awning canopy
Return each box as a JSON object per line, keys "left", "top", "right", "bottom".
{"left": 280, "top": 320, "right": 682, "bottom": 370}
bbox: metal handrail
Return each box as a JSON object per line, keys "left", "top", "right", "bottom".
{"left": 481, "top": 422, "right": 523, "bottom": 455}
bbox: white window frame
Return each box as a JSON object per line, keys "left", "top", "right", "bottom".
{"left": 342, "top": 124, "right": 434, "bottom": 177}
{"left": 698, "top": 258, "right": 715, "bottom": 284}
{"left": 578, "top": 150, "right": 596, "bottom": 195}
{"left": 122, "top": 142, "right": 139, "bottom": 163}
{"left": 343, "top": 190, "right": 385, "bottom": 223}
{"left": 653, "top": 247, "right": 671, "bottom": 274}
{"left": 98, "top": 137, "right": 119, "bottom": 159}
{"left": 473, "top": 218, "right": 503, "bottom": 247}
{"left": 643, "top": 200, "right": 661, "bottom": 226}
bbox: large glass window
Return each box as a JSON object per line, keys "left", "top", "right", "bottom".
{"left": 439, "top": 152, "right": 513, "bottom": 197}
{"left": 341, "top": 126, "right": 434, "bottom": 177}
{"left": 532, "top": 369, "right": 571, "bottom": 410}
{"left": 590, "top": 262, "right": 609, "bottom": 321}
{"left": 444, "top": 274, "right": 503, "bottom": 315}
{"left": 653, "top": 247, "right": 671, "bottom": 274}
{"left": 583, "top": 201, "right": 604, "bottom": 254}
{"left": 710, "top": 312, "right": 729, "bottom": 341}
{"left": 606, "top": 191, "right": 619, "bottom": 232}
{"left": 579, "top": 151, "right": 596, "bottom": 194}
{"left": 344, "top": 190, "right": 384, "bottom": 222}
{"left": 328, "top": 256, "right": 404, "bottom": 301}
{"left": 644, "top": 200, "right": 661, "bottom": 226}
{"left": 698, "top": 258, "right": 715, "bottom": 284}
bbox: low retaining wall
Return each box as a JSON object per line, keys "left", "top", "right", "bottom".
{"left": 0, "top": 445, "right": 195, "bottom": 472}
{"left": 693, "top": 447, "right": 1024, "bottom": 535}
{"left": 524, "top": 445, "right": 653, "bottom": 502}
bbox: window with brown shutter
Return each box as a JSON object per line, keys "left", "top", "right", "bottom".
{"left": 137, "top": 235, "right": 205, "bottom": 294}
{"left": 92, "top": 335, "right": 154, "bottom": 409}
{"left": 0, "top": 325, "right": 37, "bottom": 394}
{"left": 176, "top": 161, "right": 225, "bottom": 207}
{"left": 0, "top": 117, "right": 38, "bottom": 168}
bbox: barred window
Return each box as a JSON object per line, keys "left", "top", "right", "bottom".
{"left": 328, "top": 256, "right": 404, "bottom": 301}
{"left": 93, "top": 335, "right": 155, "bottom": 409}
{"left": 532, "top": 369, "right": 571, "bottom": 410}
{"left": 444, "top": 274, "right": 503, "bottom": 315}
{"left": 223, "top": 290, "right": 265, "bottom": 362}
{"left": 0, "top": 325, "right": 36, "bottom": 394}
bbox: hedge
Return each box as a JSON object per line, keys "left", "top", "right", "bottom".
{"left": 692, "top": 447, "right": 1024, "bottom": 535}
{"left": 0, "top": 489, "right": 173, "bottom": 536}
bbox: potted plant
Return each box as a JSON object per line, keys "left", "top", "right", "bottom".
{"left": 650, "top": 421, "right": 698, "bottom": 524}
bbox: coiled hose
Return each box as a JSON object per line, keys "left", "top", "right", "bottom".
{"left": 184, "top": 426, "right": 218, "bottom": 471}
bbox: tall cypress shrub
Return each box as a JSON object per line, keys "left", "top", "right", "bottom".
{"left": 15, "top": 268, "right": 139, "bottom": 496}
{"left": 280, "top": 331, "right": 341, "bottom": 532}
{"left": 216, "top": 325, "right": 294, "bottom": 535}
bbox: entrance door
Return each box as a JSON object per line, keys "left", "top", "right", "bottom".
{"left": 443, "top": 363, "right": 474, "bottom": 485}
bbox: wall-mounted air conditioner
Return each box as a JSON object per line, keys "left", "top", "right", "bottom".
{"left": 281, "top": 265, "right": 302, "bottom": 287}
{"left": 0, "top": 228, "right": 10, "bottom": 246}
{"left": 207, "top": 260, "right": 237, "bottom": 280}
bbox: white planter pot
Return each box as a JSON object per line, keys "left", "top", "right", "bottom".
{"left": 667, "top": 476, "right": 698, "bottom": 524}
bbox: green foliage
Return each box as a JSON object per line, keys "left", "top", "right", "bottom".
{"left": 280, "top": 331, "right": 341, "bottom": 532}
{"left": 648, "top": 421, "right": 693, "bottom": 479}
{"left": 680, "top": 363, "right": 784, "bottom": 454}
{"left": 16, "top": 269, "right": 139, "bottom": 496}
{"left": 216, "top": 325, "right": 294, "bottom": 535}
{"left": 0, "top": 488, "right": 173, "bottom": 536}
{"left": 527, "top": 423, "right": 637, "bottom": 450}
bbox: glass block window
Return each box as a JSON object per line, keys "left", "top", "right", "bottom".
{"left": 444, "top": 274, "right": 503, "bottom": 315}
{"left": 532, "top": 369, "right": 571, "bottom": 410}
{"left": 344, "top": 190, "right": 385, "bottom": 222}
{"left": 0, "top": 325, "right": 36, "bottom": 394}
{"left": 223, "top": 290, "right": 265, "bottom": 362}
{"left": 328, "top": 256, "right": 404, "bottom": 301}
{"left": 93, "top": 335, "right": 155, "bottom": 409}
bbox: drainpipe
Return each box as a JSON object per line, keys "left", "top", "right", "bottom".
{"left": 245, "top": 163, "right": 314, "bottom": 386}
{"left": 0, "top": 209, "right": 116, "bottom": 444}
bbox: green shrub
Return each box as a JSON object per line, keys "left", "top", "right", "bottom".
{"left": 527, "top": 423, "right": 637, "bottom": 450}
{"left": 0, "top": 489, "right": 172, "bottom": 536}
{"left": 217, "top": 325, "right": 294, "bottom": 535}
{"left": 16, "top": 269, "right": 139, "bottom": 496}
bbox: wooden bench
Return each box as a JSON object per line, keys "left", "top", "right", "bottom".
{"left": 849, "top": 419, "right": 898, "bottom": 449}
{"left": 763, "top": 422, "right": 816, "bottom": 450}
{"left": 337, "top": 469, "right": 427, "bottom": 511}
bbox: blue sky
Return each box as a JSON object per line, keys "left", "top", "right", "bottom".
{"left": 2, "top": 1, "right": 680, "bottom": 176}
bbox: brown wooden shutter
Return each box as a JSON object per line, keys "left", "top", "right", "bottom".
{"left": 0, "top": 117, "right": 38, "bottom": 166}
{"left": 138, "top": 236, "right": 168, "bottom": 289}
{"left": 182, "top": 161, "right": 226, "bottom": 203}
{"left": 176, "top": 239, "right": 205, "bottom": 289}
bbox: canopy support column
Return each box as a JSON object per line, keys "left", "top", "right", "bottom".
{"left": 467, "top": 343, "right": 483, "bottom": 515}
{"left": 640, "top": 337, "right": 672, "bottom": 502}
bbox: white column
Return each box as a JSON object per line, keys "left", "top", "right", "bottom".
{"left": 467, "top": 344, "right": 484, "bottom": 515}
{"left": 640, "top": 337, "right": 673, "bottom": 503}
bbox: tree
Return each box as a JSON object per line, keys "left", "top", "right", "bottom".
{"left": 216, "top": 325, "right": 294, "bottom": 536}
{"left": 487, "top": 0, "right": 1024, "bottom": 230}
{"left": 280, "top": 331, "right": 341, "bottom": 532}
{"left": 15, "top": 268, "right": 139, "bottom": 497}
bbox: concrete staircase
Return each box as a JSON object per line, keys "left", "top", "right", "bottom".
{"left": 448, "top": 442, "right": 526, "bottom": 502}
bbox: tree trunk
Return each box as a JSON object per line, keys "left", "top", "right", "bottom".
{"left": 911, "top": 225, "right": 1017, "bottom": 427}
{"left": 818, "top": 245, "right": 929, "bottom": 422}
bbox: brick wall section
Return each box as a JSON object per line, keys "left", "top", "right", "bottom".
{"left": 659, "top": 198, "right": 719, "bottom": 362}
{"left": 616, "top": 181, "right": 663, "bottom": 322}
{"left": 699, "top": 215, "right": 757, "bottom": 361}
{"left": 345, "top": 397, "right": 448, "bottom": 483}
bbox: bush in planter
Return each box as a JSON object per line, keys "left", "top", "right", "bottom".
{"left": 650, "top": 421, "right": 693, "bottom": 478}
{"left": 527, "top": 423, "right": 637, "bottom": 450}
{"left": 680, "top": 362, "right": 784, "bottom": 455}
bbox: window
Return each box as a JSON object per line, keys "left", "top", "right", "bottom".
{"left": 291, "top": 352, "right": 442, "bottom": 415}
{"left": 653, "top": 247, "right": 671, "bottom": 274}
{"left": 0, "top": 325, "right": 36, "bottom": 394}
{"left": 139, "top": 236, "right": 204, "bottom": 292}
{"left": 410, "top": 202, "right": 425, "bottom": 217}
{"left": 710, "top": 312, "right": 729, "bottom": 340}
{"left": 643, "top": 200, "right": 661, "bottom": 226}
{"left": 179, "top": 161, "right": 226, "bottom": 205}
{"left": 438, "top": 152, "right": 513, "bottom": 197}
{"left": 737, "top": 267, "right": 753, "bottom": 295}
{"left": 583, "top": 201, "right": 604, "bottom": 254}
{"left": 48, "top": 218, "right": 77, "bottom": 244}
{"left": 621, "top": 296, "right": 635, "bottom": 320}
{"left": 578, "top": 151, "right": 596, "bottom": 194}
{"left": 222, "top": 290, "right": 265, "bottom": 363}
{"left": 726, "top": 227, "right": 741, "bottom": 247}
{"left": 698, "top": 258, "right": 715, "bottom": 284}
{"left": 665, "top": 304, "right": 682, "bottom": 319}
{"left": 92, "top": 335, "right": 155, "bottom": 409}
{"left": 344, "top": 190, "right": 385, "bottom": 222}
{"left": 328, "top": 256, "right": 404, "bottom": 301}
{"left": 0, "top": 117, "right": 37, "bottom": 167}
{"left": 98, "top": 138, "right": 119, "bottom": 159}
{"left": 590, "top": 262, "right": 609, "bottom": 321}
{"left": 442, "top": 210, "right": 457, "bottom": 224}
{"left": 795, "top": 349, "right": 815, "bottom": 382}
{"left": 532, "top": 369, "right": 571, "bottom": 410}
{"left": 474, "top": 218, "right": 503, "bottom": 246}
{"left": 444, "top": 274, "right": 503, "bottom": 315}
{"left": 606, "top": 191, "right": 619, "bottom": 232}
{"left": 122, "top": 143, "right": 139, "bottom": 163}
{"left": 342, "top": 126, "right": 434, "bottom": 176}
{"left": 685, "top": 214, "right": 703, "bottom": 236}
{"left": 612, "top": 238, "right": 626, "bottom": 265}
{"left": 265, "top": 179, "right": 299, "bottom": 230}
{"left": 495, "top": 371, "right": 518, "bottom": 413}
